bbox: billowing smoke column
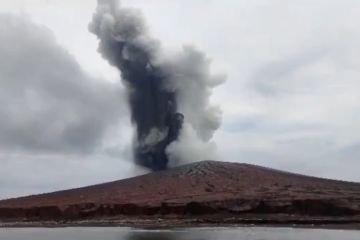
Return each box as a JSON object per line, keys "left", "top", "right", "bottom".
{"left": 90, "top": 0, "right": 224, "bottom": 171}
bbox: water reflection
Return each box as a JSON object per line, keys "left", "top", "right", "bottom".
{"left": 125, "top": 232, "right": 181, "bottom": 240}
{"left": 125, "top": 230, "right": 208, "bottom": 240}
{"left": 0, "top": 227, "right": 360, "bottom": 240}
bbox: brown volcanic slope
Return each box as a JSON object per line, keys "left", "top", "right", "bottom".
{"left": 1, "top": 161, "right": 360, "bottom": 222}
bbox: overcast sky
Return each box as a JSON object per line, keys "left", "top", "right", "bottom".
{"left": 1, "top": 0, "right": 360, "bottom": 199}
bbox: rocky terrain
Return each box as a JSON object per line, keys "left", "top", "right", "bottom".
{"left": 1, "top": 161, "right": 360, "bottom": 226}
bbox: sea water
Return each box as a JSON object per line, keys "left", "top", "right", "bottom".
{"left": 0, "top": 227, "right": 359, "bottom": 240}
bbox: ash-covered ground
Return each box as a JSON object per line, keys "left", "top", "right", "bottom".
{"left": 1, "top": 161, "right": 360, "bottom": 227}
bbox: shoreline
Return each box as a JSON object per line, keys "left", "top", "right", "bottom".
{"left": 2, "top": 217, "right": 360, "bottom": 230}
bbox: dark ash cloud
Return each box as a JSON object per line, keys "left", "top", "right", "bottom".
{"left": 89, "top": 0, "right": 224, "bottom": 170}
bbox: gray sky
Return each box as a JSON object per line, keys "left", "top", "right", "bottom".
{"left": 1, "top": 0, "right": 360, "bottom": 199}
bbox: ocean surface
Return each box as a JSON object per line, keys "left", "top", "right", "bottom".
{"left": 0, "top": 227, "right": 359, "bottom": 240}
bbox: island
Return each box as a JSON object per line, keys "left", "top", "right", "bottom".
{"left": 1, "top": 161, "right": 360, "bottom": 228}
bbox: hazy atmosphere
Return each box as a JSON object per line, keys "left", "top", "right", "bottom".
{"left": 1, "top": 0, "right": 360, "bottom": 199}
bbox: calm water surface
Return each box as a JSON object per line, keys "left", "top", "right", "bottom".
{"left": 0, "top": 227, "right": 359, "bottom": 240}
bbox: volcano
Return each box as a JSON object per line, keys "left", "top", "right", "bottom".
{"left": 1, "top": 161, "right": 360, "bottom": 227}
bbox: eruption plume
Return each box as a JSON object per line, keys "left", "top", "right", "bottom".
{"left": 90, "top": 0, "right": 224, "bottom": 171}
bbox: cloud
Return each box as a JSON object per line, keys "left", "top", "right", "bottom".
{"left": 197, "top": 0, "right": 360, "bottom": 181}
{"left": 0, "top": 13, "right": 126, "bottom": 154}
